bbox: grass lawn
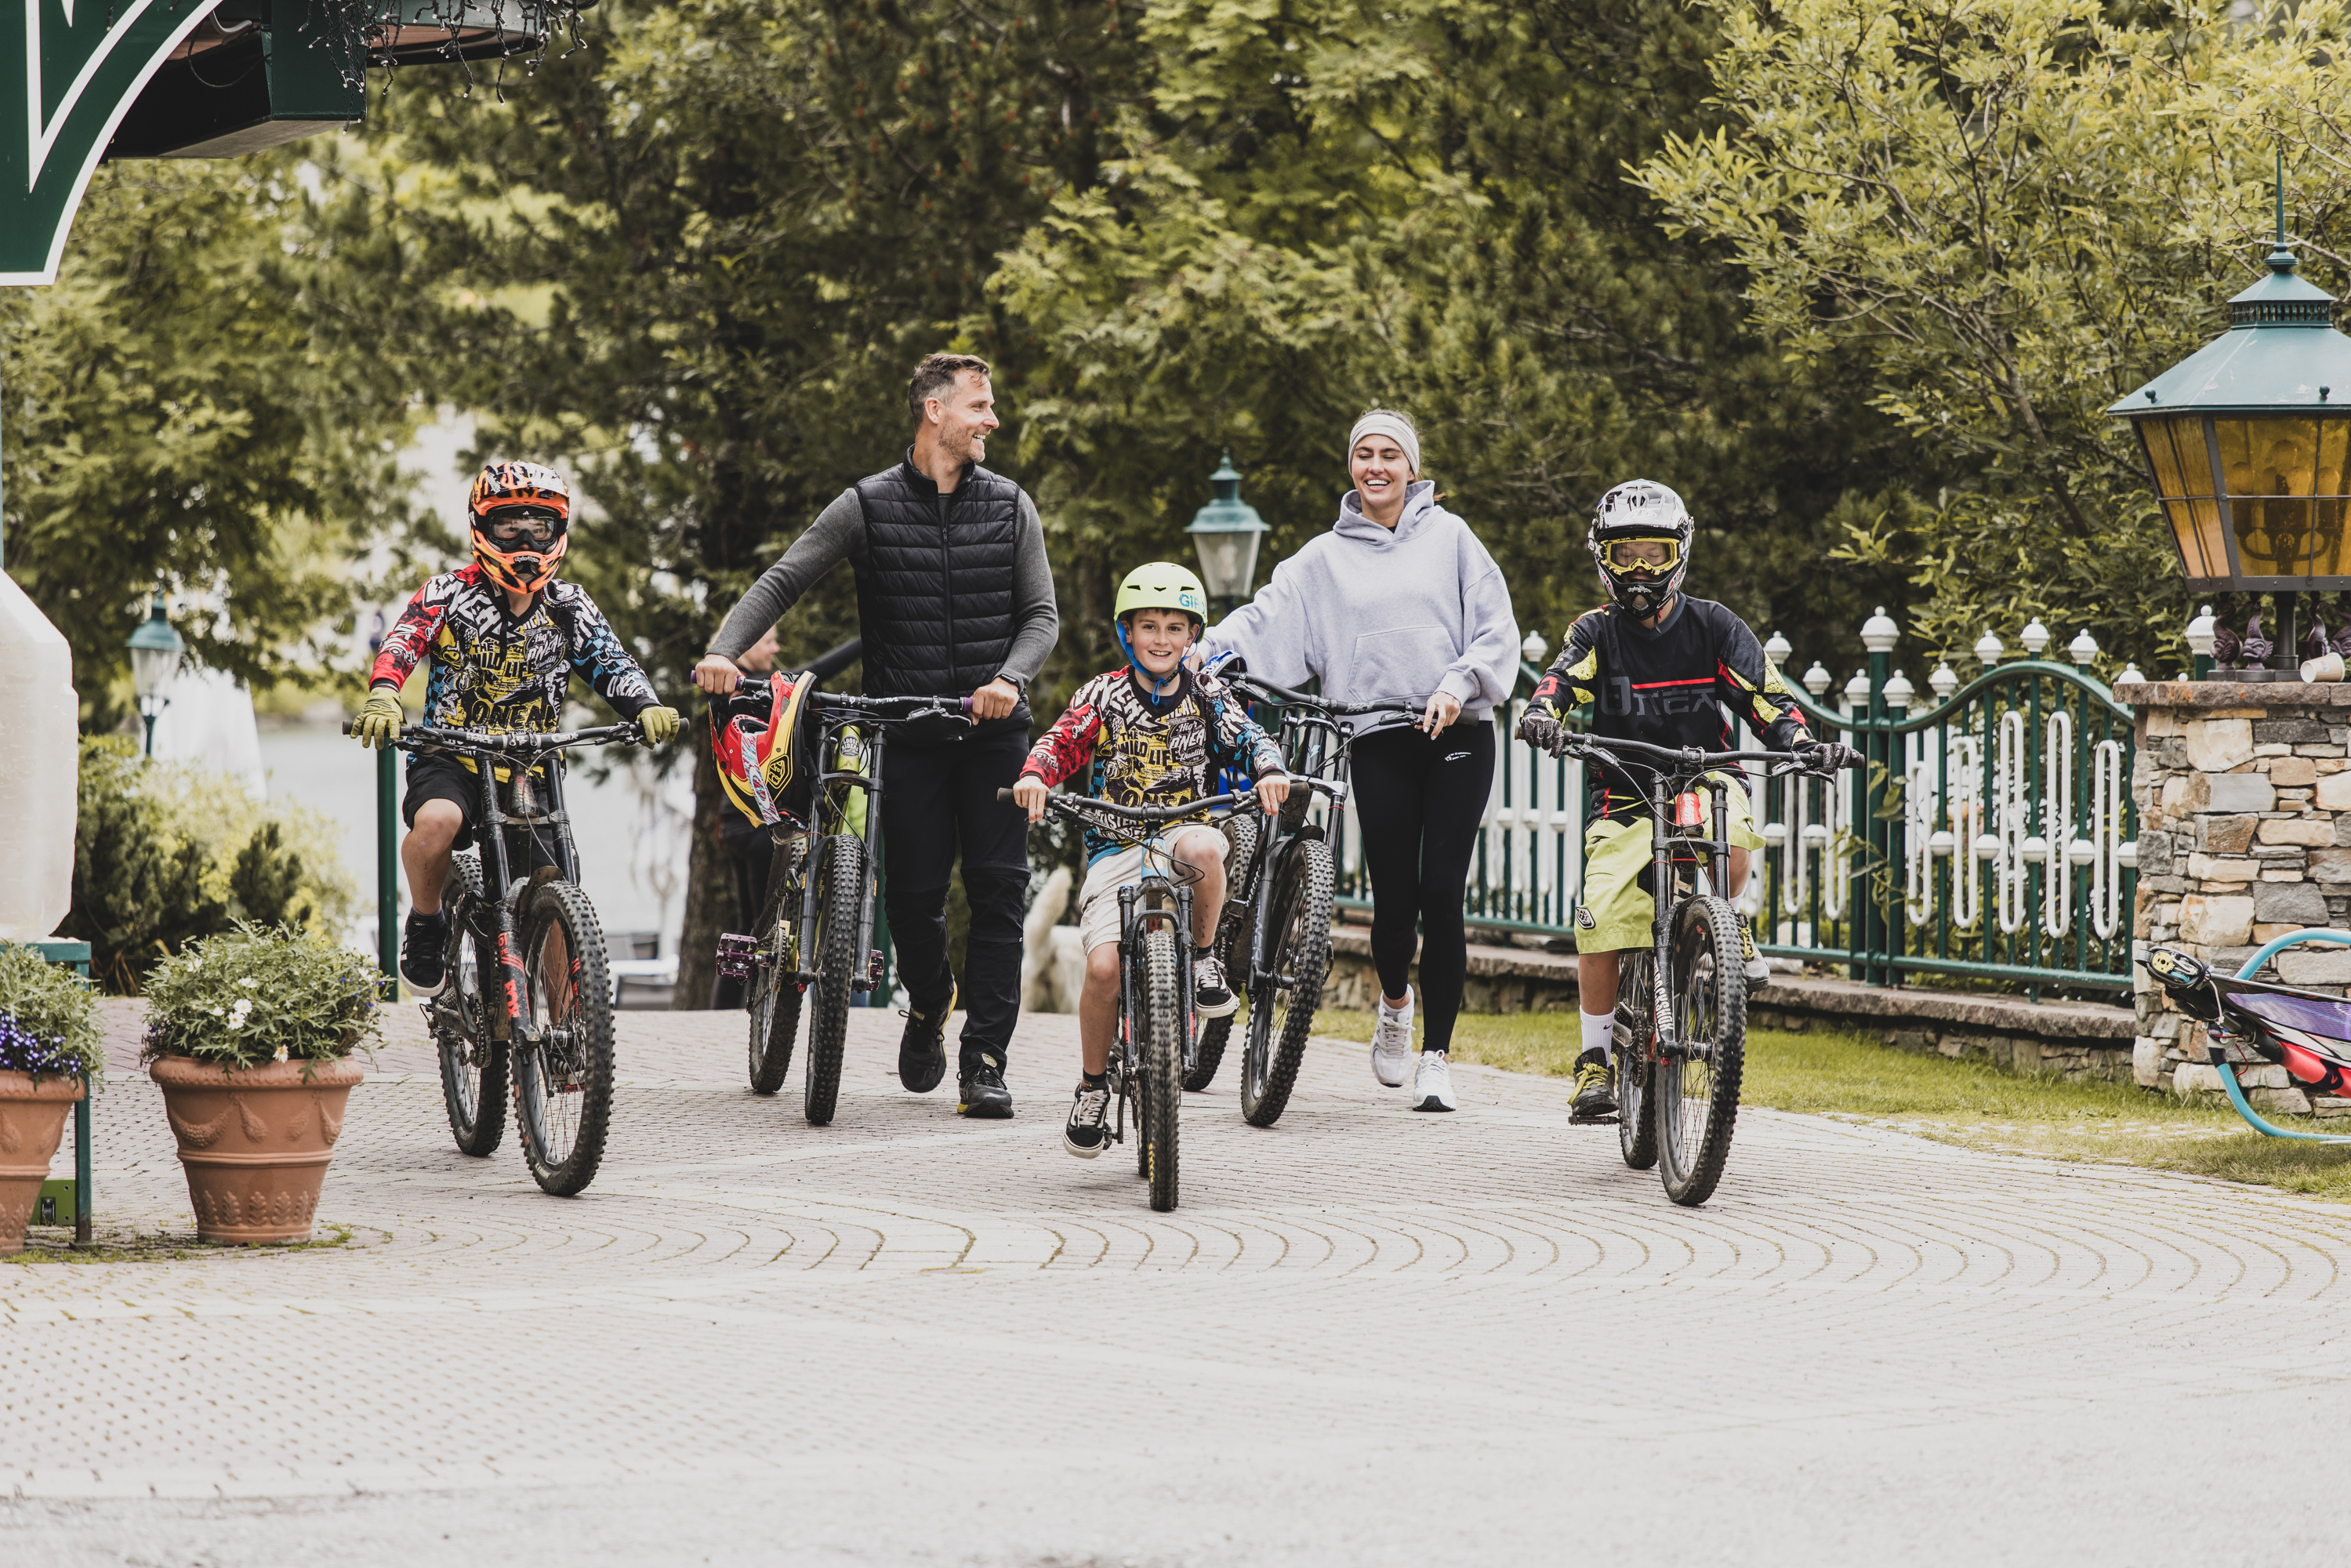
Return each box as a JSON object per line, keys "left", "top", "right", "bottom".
{"left": 1312, "top": 1007, "right": 2351, "bottom": 1203}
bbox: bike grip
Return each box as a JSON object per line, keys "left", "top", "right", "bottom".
{"left": 996, "top": 787, "right": 1018, "bottom": 804}
{"left": 340, "top": 720, "right": 354, "bottom": 737}
{"left": 962, "top": 696, "right": 977, "bottom": 713}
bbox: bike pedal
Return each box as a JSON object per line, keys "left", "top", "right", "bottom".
{"left": 714, "top": 932, "right": 756, "bottom": 981}
{"left": 1568, "top": 1111, "right": 1620, "bottom": 1126}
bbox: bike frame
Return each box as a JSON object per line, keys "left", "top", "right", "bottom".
{"left": 376, "top": 720, "right": 636, "bottom": 1047}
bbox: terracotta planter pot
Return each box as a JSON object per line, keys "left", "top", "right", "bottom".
{"left": 150, "top": 1055, "right": 364, "bottom": 1243}
{"left": 0, "top": 1070, "right": 86, "bottom": 1256}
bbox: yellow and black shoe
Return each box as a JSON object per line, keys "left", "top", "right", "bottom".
{"left": 1569, "top": 1047, "right": 1618, "bottom": 1124}
{"left": 897, "top": 1001, "right": 948, "bottom": 1094}
{"left": 1739, "top": 916, "right": 1770, "bottom": 987}
{"left": 957, "top": 1053, "right": 1014, "bottom": 1119}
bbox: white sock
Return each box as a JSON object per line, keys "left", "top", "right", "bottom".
{"left": 1380, "top": 989, "right": 1414, "bottom": 1027}
{"left": 1580, "top": 1009, "right": 1613, "bottom": 1065}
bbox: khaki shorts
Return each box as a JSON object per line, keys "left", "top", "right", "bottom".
{"left": 1077, "top": 826, "right": 1231, "bottom": 953}
{"left": 1575, "top": 777, "right": 1764, "bottom": 954}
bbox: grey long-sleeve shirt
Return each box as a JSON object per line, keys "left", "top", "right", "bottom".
{"left": 707, "top": 485, "right": 1059, "bottom": 688}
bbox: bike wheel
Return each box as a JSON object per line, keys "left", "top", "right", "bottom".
{"left": 434, "top": 856, "right": 507, "bottom": 1157}
{"left": 1613, "top": 952, "right": 1658, "bottom": 1170}
{"left": 512, "top": 880, "right": 616, "bottom": 1196}
{"left": 1655, "top": 895, "right": 1747, "bottom": 1207}
{"left": 1239, "top": 837, "right": 1333, "bottom": 1129}
{"left": 803, "top": 834, "right": 864, "bottom": 1127}
{"left": 1142, "top": 927, "right": 1182, "bottom": 1211}
{"left": 746, "top": 843, "right": 804, "bottom": 1096}
{"left": 1184, "top": 817, "right": 1257, "bottom": 1093}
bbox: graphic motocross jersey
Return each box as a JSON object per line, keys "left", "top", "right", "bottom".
{"left": 1021, "top": 667, "right": 1284, "bottom": 865}
{"left": 368, "top": 566, "right": 659, "bottom": 748}
{"left": 1529, "top": 596, "right": 1809, "bottom": 820}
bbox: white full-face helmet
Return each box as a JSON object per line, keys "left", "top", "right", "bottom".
{"left": 1588, "top": 479, "right": 1693, "bottom": 617}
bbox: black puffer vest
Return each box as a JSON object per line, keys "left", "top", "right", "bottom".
{"left": 853, "top": 453, "right": 1030, "bottom": 739}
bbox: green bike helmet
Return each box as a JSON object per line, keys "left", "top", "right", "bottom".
{"left": 1113, "top": 561, "right": 1209, "bottom": 626}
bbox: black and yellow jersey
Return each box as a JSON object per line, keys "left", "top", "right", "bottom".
{"left": 1529, "top": 596, "right": 1809, "bottom": 818}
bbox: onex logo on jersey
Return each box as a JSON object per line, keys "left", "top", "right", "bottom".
{"left": 1599, "top": 676, "right": 1717, "bottom": 720}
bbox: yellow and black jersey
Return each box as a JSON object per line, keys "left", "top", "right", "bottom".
{"left": 1529, "top": 597, "right": 1808, "bottom": 818}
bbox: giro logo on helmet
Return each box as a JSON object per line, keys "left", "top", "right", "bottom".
{"left": 468, "top": 459, "right": 573, "bottom": 596}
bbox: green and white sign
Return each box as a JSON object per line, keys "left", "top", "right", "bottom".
{"left": 3, "top": 1, "right": 229, "bottom": 285}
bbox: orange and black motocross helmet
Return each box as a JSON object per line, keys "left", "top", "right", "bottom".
{"left": 468, "top": 460, "right": 571, "bottom": 594}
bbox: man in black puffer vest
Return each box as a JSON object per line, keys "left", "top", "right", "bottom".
{"left": 695, "top": 354, "right": 1059, "bottom": 1117}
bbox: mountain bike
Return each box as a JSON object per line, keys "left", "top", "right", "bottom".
{"left": 993, "top": 785, "right": 1262, "bottom": 1210}
{"left": 1551, "top": 733, "right": 1840, "bottom": 1205}
{"left": 1203, "top": 673, "right": 1418, "bottom": 1126}
{"left": 712, "top": 678, "right": 974, "bottom": 1125}
{"left": 352, "top": 717, "right": 644, "bottom": 1196}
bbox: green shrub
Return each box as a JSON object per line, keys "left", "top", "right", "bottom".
{"left": 151, "top": 764, "right": 355, "bottom": 934}
{"left": 0, "top": 944, "right": 104, "bottom": 1087}
{"left": 140, "top": 924, "right": 381, "bottom": 1069}
{"left": 63, "top": 738, "right": 228, "bottom": 992}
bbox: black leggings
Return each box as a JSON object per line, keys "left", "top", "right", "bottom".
{"left": 1348, "top": 720, "right": 1495, "bottom": 1054}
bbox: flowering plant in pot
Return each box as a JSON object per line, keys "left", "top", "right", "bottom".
{"left": 142, "top": 925, "right": 380, "bottom": 1243}
{"left": 0, "top": 944, "right": 103, "bottom": 1254}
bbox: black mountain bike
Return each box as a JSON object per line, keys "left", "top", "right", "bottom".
{"left": 1197, "top": 673, "right": 1417, "bottom": 1126}
{"left": 1551, "top": 733, "right": 1843, "bottom": 1205}
{"left": 713, "top": 678, "right": 973, "bottom": 1126}
{"left": 995, "top": 786, "right": 1261, "bottom": 1210}
{"left": 353, "top": 717, "right": 644, "bottom": 1196}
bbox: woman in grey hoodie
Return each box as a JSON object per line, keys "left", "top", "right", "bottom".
{"left": 1198, "top": 409, "right": 1519, "bottom": 1113}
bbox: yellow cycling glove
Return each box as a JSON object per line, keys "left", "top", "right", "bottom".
{"left": 637, "top": 706, "right": 682, "bottom": 745}
{"left": 353, "top": 687, "right": 404, "bottom": 749}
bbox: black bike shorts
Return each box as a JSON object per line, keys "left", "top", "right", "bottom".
{"left": 403, "top": 752, "right": 485, "bottom": 852}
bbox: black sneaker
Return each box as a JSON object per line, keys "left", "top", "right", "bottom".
{"left": 898, "top": 1001, "right": 949, "bottom": 1094}
{"left": 1063, "top": 1080, "right": 1111, "bottom": 1158}
{"left": 400, "top": 911, "right": 448, "bottom": 996}
{"left": 1569, "top": 1047, "right": 1619, "bottom": 1123}
{"left": 957, "top": 1054, "right": 1014, "bottom": 1119}
{"left": 1193, "top": 951, "right": 1238, "bottom": 1019}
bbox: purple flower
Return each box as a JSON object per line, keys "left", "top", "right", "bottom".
{"left": 0, "top": 1011, "right": 74, "bottom": 1077}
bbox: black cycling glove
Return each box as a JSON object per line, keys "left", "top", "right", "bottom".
{"left": 1515, "top": 709, "right": 1567, "bottom": 757}
{"left": 1797, "top": 739, "right": 1863, "bottom": 775}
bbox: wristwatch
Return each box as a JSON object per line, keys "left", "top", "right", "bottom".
{"left": 1000, "top": 673, "right": 1030, "bottom": 700}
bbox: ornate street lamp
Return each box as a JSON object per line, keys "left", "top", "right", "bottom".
{"left": 125, "top": 595, "right": 184, "bottom": 757}
{"left": 1185, "top": 452, "right": 1269, "bottom": 615}
{"left": 2108, "top": 170, "right": 2351, "bottom": 680}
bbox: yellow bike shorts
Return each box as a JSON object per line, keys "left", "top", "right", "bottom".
{"left": 1575, "top": 778, "right": 1764, "bottom": 954}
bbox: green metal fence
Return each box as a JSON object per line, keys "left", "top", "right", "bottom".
{"left": 1319, "top": 615, "right": 2142, "bottom": 996}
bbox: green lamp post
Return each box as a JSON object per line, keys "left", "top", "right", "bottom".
{"left": 2108, "top": 169, "right": 2351, "bottom": 680}
{"left": 1186, "top": 452, "right": 1270, "bottom": 618}
{"left": 125, "top": 595, "right": 186, "bottom": 756}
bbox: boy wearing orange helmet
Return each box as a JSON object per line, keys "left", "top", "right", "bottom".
{"left": 353, "top": 460, "right": 680, "bottom": 994}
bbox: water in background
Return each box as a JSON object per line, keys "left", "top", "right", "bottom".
{"left": 257, "top": 723, "right": 694, "bottom": 960}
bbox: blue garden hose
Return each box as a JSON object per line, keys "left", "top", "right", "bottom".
{"left": 2208, "top": 928, "right": 2351, "bottom": 1144}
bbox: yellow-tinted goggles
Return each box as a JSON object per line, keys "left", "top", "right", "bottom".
{"left": 1603, "top": 537, "right": 1682, "bottom": 575}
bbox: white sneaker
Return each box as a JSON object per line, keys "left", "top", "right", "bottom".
{"left": 1371, "top": 1001, "right": 1413, "bottom": 1087}
{"left": 1410, "top": 1050, "right": 1457, "bottom": 1112}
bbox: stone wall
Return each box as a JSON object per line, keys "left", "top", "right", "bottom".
{"left": 2122, "top": 681, "right": 2351, "bottom": 1113}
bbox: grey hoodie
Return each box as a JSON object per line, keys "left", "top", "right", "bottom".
{"left": 1199, "top": 481, "right": 1519, "bottom": 728}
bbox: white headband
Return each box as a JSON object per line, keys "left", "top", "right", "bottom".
{"left": 1347, "top": 412, "right": 1420, "bottom": 476}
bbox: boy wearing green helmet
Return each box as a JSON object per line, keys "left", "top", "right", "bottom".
{"left": 1013, "top": 561, "right": 1290, "bottom": 1160}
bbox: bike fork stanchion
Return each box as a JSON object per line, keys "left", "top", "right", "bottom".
{"left": 377, "top": 742, "right": 399, "bottom": 996}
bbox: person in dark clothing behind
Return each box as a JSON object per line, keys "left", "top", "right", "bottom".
{"left": 691, "top": 353, "right": 1058, "bottom": 1118}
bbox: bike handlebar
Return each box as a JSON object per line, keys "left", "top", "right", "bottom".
{"left": 995, "top": 784, "right": 1291, "bottom": 824}
{"left": 1558, "top": 731, "right": 1847, "bottom": 777}
{"left": 343, "top": 719, "right": 644, "bottom": 752}
{"left": 727, "top": 676, "right": 975, "bottom": 721}
{"left": 1227, "top": 673, "right": 1423, "bottom": 718}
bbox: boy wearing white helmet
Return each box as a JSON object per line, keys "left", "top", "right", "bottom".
{"left": 1012, "top": 563, "right": 1288, "bottom": 1160}
{"left": 1517, "top": 480, "right": 1856, "bottom": 1123}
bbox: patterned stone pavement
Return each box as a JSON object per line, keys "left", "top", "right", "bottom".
{"left": 9, "top": 998, "right": 2351, "bottom": 1565}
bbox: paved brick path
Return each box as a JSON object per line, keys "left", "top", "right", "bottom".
{"left": 9, "top": 1000, "right": 2351, "bottom": 1565}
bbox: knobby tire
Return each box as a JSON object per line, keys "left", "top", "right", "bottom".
{"left": 746, "top": 840, "right": 804, "bottom": 1096}
{"left": 1185, "top": 815, "right": 1259, "bottom": 1092}
{"left": 804, "top": 834, "right": 864, "bottom": 1127}
{"left": 1614, "top": 953, "right": 1658, "bottom": 1171}
{"left": 512, "top": 879, "right": 615, "bottom": 1196}
{"left": 1240, "top": 837, "right": 1332, "bottom": 1128}
{"left": 1142, "top": 927, "right": 1182, "bottom": 1211}
{"left": 434, "top": 855, "right": 506, "bottom": 1157}
{"left": 1656, "top": 895, "right": 1747, "bottom": 1207}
